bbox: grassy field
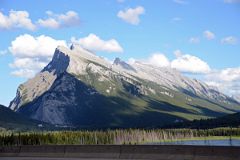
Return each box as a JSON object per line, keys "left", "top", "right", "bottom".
{"left": 0, "top": 128, "right": 240, "bottom": 146}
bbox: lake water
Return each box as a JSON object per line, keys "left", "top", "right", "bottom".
{"left": 150, "top": 139, "right": 240, "bottom": 146}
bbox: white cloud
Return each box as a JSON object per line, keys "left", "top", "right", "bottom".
{"left": 224, "top": 0, "right": 240, "bottom": 3}
{"left": 38, "top": 18, "right": 59, "bottom": 29}
{"left": 117, "top": 6, "right": 145, "bottom": 25}
{"left": 0, "top": 10, "right": 36, "bottom": 30}
{"left": 203, "top": 30, "right": 215, "bottom": 40}
{"left": 205, "top": 67, "right": 240, "bottom": 98}
{"left": 37, "top": 11, "right": 80, "bottom": 29}
{"left": 207, "top": 67, "right": 240, "bottom": 82}
{"left": 11, "top": 69, "right": 37, "bottom": 78}
{"left": 9, "top": 34, "right": 67, "bottom": 58}
{"left": 189, "top": 37, "right": 200, "bottom": 44}
{"left": 171, "top": 50, "right": 211, "bottom": 74}
{"left": 71, "top": 33, "right": 123, "bottom": 53}
{"left": 9, "top": 58, "right": 48, "bottom": 78}
{"left": 9, "top": 34, "right": 67, "bottom": 78}
{"left": 148, "top": 53, "right": 170, "bottom": 67}
{"left": 173, "top": 0, "right": 188, "bottom": 4}
{"left": 221, "top": 36, "right": 238, "bottom": 45}
{"left": 130, "top": 50, "right": 210, "bottom": 74}
{"left": 9, "top": 58, "right": 47, "bottom": 71}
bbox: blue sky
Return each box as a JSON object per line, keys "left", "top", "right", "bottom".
{"left": 0, "top": 0, "right": 240, "bottom": 106}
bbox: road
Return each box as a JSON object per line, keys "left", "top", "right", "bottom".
{"left": 0, "top": 158, "right": 141, "bottom": 160}
{"left": 1, "top": 145, "right": 240, "bottom": 160}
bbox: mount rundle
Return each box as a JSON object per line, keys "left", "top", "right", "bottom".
{"left": 9, "top": 45, "right": 240, "bottom": 128}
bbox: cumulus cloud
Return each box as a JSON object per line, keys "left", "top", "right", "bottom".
{"left": 37, "top": 11, "right": 80, "bottom": 29}
{"left": 38, "top": 18, "right": 59, "bottom": 29}
{"left": 203, "top": 30, "right": 215, "bottom": 40}
{"left": 130, "top": 50, "right": 210, "bottom": 74}
{"left": 9, "top": 58, "right": 47, "bottom": 70}
{"left": 148, "top": 53, "right": 170, "bottom": 67}
{"left": 9, "top": 58, "right": 48, "bottom": 78}
{"left": 189, "top": 37, "right": 200, "bottom": 44}
{"left": 71, "top": 33, "right": 123, "bottom": 53}
{"left": 207, "top": 67, "right": 240, "bottom": 82}
{"left": 171, "top": 50, "right": 211, "bottom": 74}
{"left": 117, "top": 6, "right": 145, "bottom": 25}
{"left": 0, "top": 10, "right": 36, "bottom": 30}
{"left": 9, "top": 34, "right": 67, "bottom": 78}
{"left": 221, "top": 36, "right": 238, "bottom": 45}
{"left": 11, "top": 69, "right": 37, "bottom": 78}
{"left": 170, "top": 50, "right": 240, "bottom": 98}
{"left": 205, "top": 67, "right": 240, "bottom": 98}
{"left": 9, "top": 34, "right": 67, "bottom": 58}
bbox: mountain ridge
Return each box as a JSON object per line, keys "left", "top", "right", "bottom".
{"left": 9, "top": 45, "right": 240, "bottom": 128}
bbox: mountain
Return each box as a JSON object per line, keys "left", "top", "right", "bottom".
{"left": 0, "top": 104, "right": 44, "bottom": 131}
{"left": 9, "top": 44, "right": 240, "bottom": 129}
{"left": 163, "top": 112, "right": 240, "bottom": 129}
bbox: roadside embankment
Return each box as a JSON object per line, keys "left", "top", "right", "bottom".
{"left": 0, "top": 145, "right": 239, "bottom": 160}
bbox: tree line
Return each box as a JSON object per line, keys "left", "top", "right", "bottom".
{"left": 1, "top": 128, "right": 240, "bottom": 146}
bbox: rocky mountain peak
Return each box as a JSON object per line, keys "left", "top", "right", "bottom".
{"left": 113, "top": 57, "right": 136, "bottom": 72}
{"left": 42, "top": 47, "right": 70, "bottom": 75}
{"left": 70, "top": 43, "right": 84, "bottom": 51}
{"left": 113, "top": 57, "right": 121, "bottom": 65}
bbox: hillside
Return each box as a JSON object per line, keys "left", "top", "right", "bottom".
{"left": 0, "top": 104, "right": 49, "bottom": 131}
{"left": 164, "top": 112, "right": 240, "bottom": 129}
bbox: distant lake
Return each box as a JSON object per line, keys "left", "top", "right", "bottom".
{"left": 149, "top": 139, "right": 240, "bottom": 146}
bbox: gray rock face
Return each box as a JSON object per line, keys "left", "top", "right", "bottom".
{"left": 9, "top": 45, "right": 240, "bottom": 128}
{"left": 9, "top": 71, "right": 57, "bottom": 111}
{"left": 9, "top": 47, "right": 70, "bottom": 111}
{"left": 42, "top": 47, "right": 70, "bottom": 74}
{"left": 17, "top": 73, "right": 98, "bottom": 126}
{"left": 113, "top": 57, "right": 137, "bottom": 72}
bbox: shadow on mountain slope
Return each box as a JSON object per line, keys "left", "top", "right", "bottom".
{"left": 17, "top": 72, "right": 190, "bottom": 129}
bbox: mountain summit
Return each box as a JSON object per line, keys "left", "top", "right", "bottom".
{"left": 113, "top": 57, "right": 137, "bottom": 72}
{"left": 9, "top": 45, "right": 240, "bottom": 128}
